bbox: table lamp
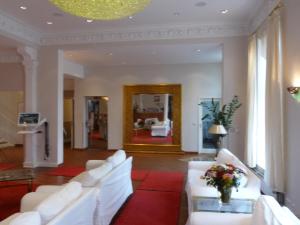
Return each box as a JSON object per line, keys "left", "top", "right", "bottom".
{"left": 208, "top": 124, "right": 227, "bottom": 156}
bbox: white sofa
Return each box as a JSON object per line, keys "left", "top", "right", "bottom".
{"left": 187, "top": 195, "right": 300, "bottom": 225}
{"left": 186, "top": 149, "right": 261, "bottom": 214}
{"left": 31, "top": 150, "right": 133, "bottom": 225}
{"left": 151, "top": 119, "right": 170, "bottom": 136}
{"left": 0, "top": 182, "right": 98, "bottom": 225}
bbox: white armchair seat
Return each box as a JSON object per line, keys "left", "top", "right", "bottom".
{"left": 151, "top": 119, "right": 170, "bottom": 136}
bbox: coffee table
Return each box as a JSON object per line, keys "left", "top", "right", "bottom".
{"left": 192, "top": 196, "right": 255, "bottom": 214}
{"left": 0, "top": 169, "right": 35, "bottom": 192}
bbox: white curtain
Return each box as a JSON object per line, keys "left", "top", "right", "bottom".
{"left": 264, "top": 7, "right": 285, "bottom": 193}
{"left": 245, "top": 34, "right": 258, "bottom": 168}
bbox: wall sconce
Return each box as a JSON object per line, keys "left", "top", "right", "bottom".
{"left": 287, "top": 87, "right": 300, "bottom": 101}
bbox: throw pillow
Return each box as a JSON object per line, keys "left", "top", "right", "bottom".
{"left": 106, "top": 149, "right": 126, "bottom": 168}
{"left": 71, "top": 162, "right": 113, "bottom": 187}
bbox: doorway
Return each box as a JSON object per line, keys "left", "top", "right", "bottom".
{"left": 198, "top": 98, "right": 221, "bottom": 154}
{"left": 86, "top": 96, "right": 108, "bottom": 149}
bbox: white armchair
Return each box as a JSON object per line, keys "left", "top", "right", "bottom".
{"left": 151, "top": 119, "right": 170, "bottom": 137}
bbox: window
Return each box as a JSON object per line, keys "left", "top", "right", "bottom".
{"left": 256, "top": 33, "right": 267, "bottom": 169}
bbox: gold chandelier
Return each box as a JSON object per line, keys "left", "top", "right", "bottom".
{"left": 49, "top": 0, "right": 151, "bottom": 20}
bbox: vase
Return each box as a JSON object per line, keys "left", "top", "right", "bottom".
{"left": 218, "top": 187, "right": 232, "bottom": 204}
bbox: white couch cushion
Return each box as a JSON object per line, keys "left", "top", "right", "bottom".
{"left": 35, "top": 181, "right": 82, "bottom": 223}
{"left": 252, "top": 195, "right": 299, "bottom": 225}
{"left": 282, "top": 207, "right": 300, "bottom": 224}
{"left": 106, "top": 150, "right": 126, "bottom": 168}
{"left": 9, "top": 212, "right": 41, "bottom": 225}
{"left": 71, "top": 162, "right": 113, "bottom": 187}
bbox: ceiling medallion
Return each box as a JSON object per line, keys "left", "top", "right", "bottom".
{"left": 49, "top": 0, "right": 151, "bottom": 20}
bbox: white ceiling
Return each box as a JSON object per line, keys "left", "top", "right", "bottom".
{"left": 0, "top": 0, "right": 263, "bottom": 66}
{"left": 64, "top": 43, "right": 223, "bottom": 67}
{"left": 0, "top": 0, "right": 262, "bottom": 33}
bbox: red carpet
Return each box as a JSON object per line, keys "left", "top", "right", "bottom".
{"left": 47, "top": 166, "right": 85, "bottom": 177}
{"left": 131, "top": 129, "right": 172, "bottom": 144}
{"left": 0, "top": 182, "right": 38, "bottom": 220}
{"left": 112, "top": 190, "right": 181, "bottom": 225}
{"left": 0, "top": 163, "right": 16, "bottom": 170}
{"left": 131, "top": 170, "right": 149, "bottom": 181}
{"left": 137, "top": 171, "right": 184, "bottom": 192}
{"left": 47, "top": 166, "right": 149, "bottom": 181}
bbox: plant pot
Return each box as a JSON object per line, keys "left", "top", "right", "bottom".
{"left": 218, "top": 187, "right": 232, "bottom": 204}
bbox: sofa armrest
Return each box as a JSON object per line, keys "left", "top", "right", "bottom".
{"left": 0, "top": 213, "right": 21, "bottom": 225}
{"left": 86, "top": 160, "right": 106, "bottom": 170}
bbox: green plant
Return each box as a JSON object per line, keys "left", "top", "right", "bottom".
{"left": 201, "top": 96, "right": 242, "bottom": 131}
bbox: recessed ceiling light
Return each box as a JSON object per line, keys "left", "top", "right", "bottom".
{"left": 20, "top": 6, "right": 27, "bottom": 10}
{"left": 173, "top": 12, "right": 180, "bottom": 16}
{"left": 128, "top": 16, "right": 134, "bottom": 20}
{"left": 196, "top": 49, "right": 201, "bottom": 53}
{"left": 195, "top": 1, "right": 207, "bottom": 7}
{"left": 47, "top": 21, "right": 53, "bottom": 25}
{"left": 107, "top": 52, "right": 113, "bottom": 56}
{"left": 86, "top": 19, "right": 93, "bottom": 23}
{"left": 221, "top": 9, "right": 229, "bottom": 14}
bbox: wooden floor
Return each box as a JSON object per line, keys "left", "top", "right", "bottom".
{"left": 0, "top": 146, "right": 206, "bottom": 225}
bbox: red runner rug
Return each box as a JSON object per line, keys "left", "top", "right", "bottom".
{"left": 0, "top": 182, "right": 39, "bottom": 220}
{"left": 112, "top": 190, "right": 181, "bottom": 225}
{"left": 0, "top": 163, "right": 16, "bottom": 170}
{"left": 131, "top": 170, "right": 149, "bottom": 181}
{"left": 137, "top": 171, "right": 184, "bottom": 192}
{"left": 47, "top": 166, "right": 149, "bottom": 181}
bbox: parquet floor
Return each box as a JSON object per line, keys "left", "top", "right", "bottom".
{"left": 0, "top": 146, "right": 207, "bottom": 225}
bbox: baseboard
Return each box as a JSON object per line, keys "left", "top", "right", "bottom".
{"left": 23, "top": 161, "right": 36, "bottom": 168}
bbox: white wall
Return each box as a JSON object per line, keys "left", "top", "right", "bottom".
{"left": 74, "top": 63, "right": 222, "bottom": 151}
{"left": 0, "top": 63, "right": 24, "bottom": 91}
{"left": 282, "top": 0, "right": 300, "bottom": 215}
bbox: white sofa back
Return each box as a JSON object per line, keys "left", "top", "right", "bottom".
{"left": 5, "top": 186, "right": 98, "bottom": 225}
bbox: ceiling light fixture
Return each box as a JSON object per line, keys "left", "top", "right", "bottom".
{"left": 47, "top": 21, "right": 53, "bottom": 25}
{"left": 20, "top": 6, "right": 27, "bottom": 10}
{"left": 86, "top": 19, "right": 93, "bottom": 23}
{"left": 196, "top": 49, "right": 201, "bottom": 53}
{"left": 129, "top": 16, "right": 134, "bottom": 19}
{"left": 221, "top": 9, "right": 229, "bottom": 14}
{"left": 49, "top": 0, "right": 151, "bottom": 20}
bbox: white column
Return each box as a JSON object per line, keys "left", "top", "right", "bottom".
{"left": 17, "top": 46, "right": 38, "bottom": 168}
{"left": 163, "top": 94, "right": 169, "bottom": 121}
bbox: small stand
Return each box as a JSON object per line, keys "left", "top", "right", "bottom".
{"left": 18, "top": 118, "right": 49, "bottom": 159}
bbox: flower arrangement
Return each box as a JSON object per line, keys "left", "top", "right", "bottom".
{"left": 201, "top": 163, "right": 246, "bottom": 203}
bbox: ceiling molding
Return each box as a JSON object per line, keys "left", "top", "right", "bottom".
{"left": 0, "top": 10, "right": 41, "bottom": 46}
{"left": 248, "top": 0, "right": 280, "bottom": 33}
{"left": 0, "top": 52, "right": 22, "bottom": 63}
{"left": 40, "top": 23, "right": 248, "bottom": 46}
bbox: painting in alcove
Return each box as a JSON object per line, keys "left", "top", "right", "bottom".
{"left": 131, "top": 93, "right": 173, "bottom": 144}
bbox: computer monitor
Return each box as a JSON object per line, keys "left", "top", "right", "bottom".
{"left": 18, "top": 113, "right": 40, "bottom": 127}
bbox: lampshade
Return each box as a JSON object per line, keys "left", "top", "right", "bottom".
{"left": 49, "top": 0, "right": 151, "bottom": 20}
{"left": 208, "top": 124, "right": 227, "bottom": 135}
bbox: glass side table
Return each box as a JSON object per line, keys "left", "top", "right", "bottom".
{"left": 0, "top": 169, "right": 35, "bottom": 192}
{"left": 192, "top": 196, "right": 255, "bottom": 214}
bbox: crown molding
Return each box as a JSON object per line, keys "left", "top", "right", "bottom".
{"left": 249, "top": 0, "right": 280, "bottom": 33}
{"left": 40, "top": 23, "right": 248, "bottom": 46}
{"left": 0, "top": 10, "right": 41, "bottom": 46}
{"left": 0, "top": 52, "right": 22, "bottom": 63}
